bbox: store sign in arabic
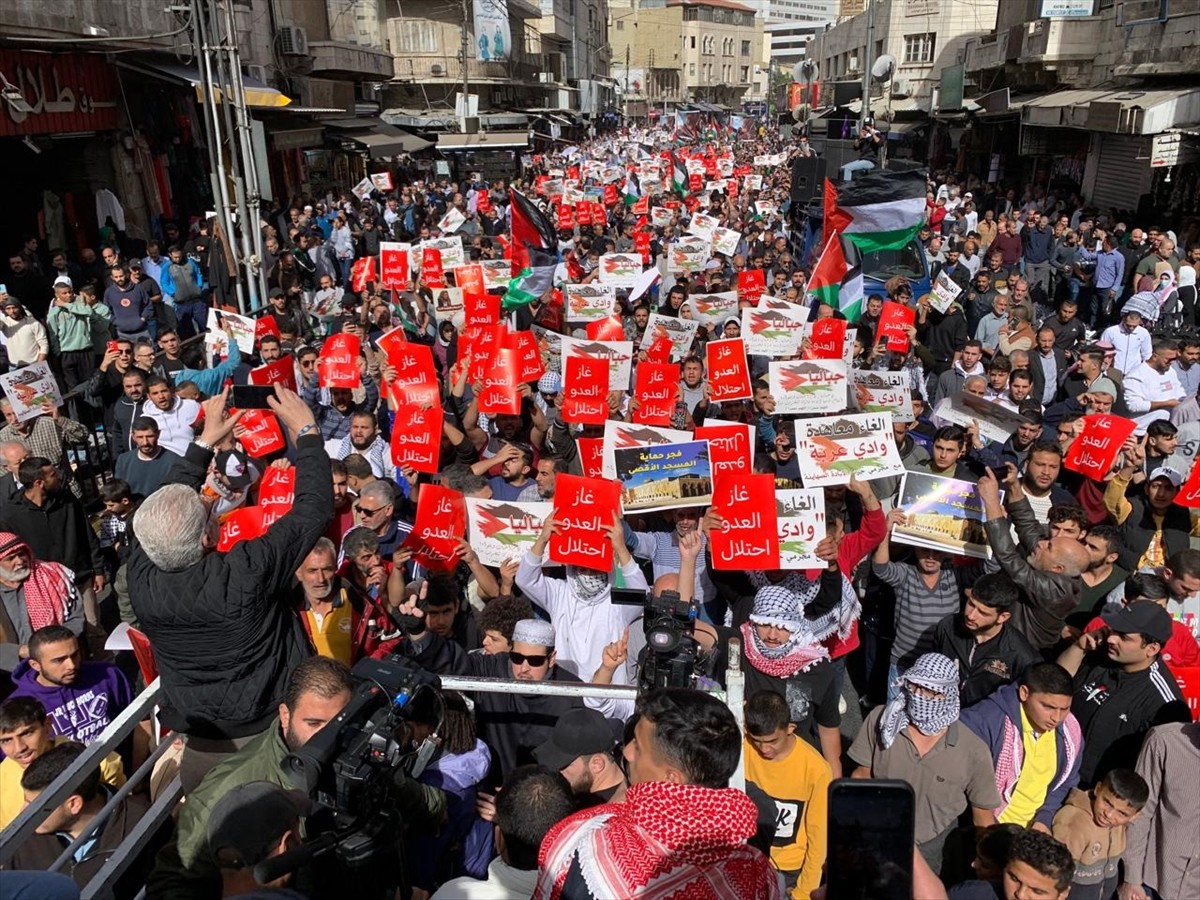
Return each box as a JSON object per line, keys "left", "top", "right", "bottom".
{"left": 0, "top": 51, "right": 120, "bottom": 137}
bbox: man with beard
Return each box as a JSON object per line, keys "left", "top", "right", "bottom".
{"left": 146, "top": 656, "right": 447, "bottom": 900}
{"left": 1006, "top": 443, "right": 1074, "bottom": 525}
{"left": 623, "top": 506, "right": 721, "bottom": 625}
{"left": 535, "top": 707, "right": 628, "bottom": 806}
{"left": 519, "top": 456, "right": 567, "bottom": 502}
{"left": 8, "top": 626, "right": 131, "bottom": 745}
{"left": 114, "top": 417, "right": 180, "bottom": 499}
{"left": 334, "top": 410, "right": 391, "bottom": 479}
{"left": 477, "top": 441, "right": 535, "bottom": 501}
{"left": 0, "top": 534, "right": 83, "bottom": 674}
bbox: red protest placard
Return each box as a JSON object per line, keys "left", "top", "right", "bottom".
{"left": 1064, "top": 414, "right": 1138, "bottom": 482}
{"left": 389, "top": 403, "right": 443, "bottom": 474}
{"left": 587, "top": 316, "right": 626, "bottom": 342}
{"left": 258, "top": 467, "right": 295, "bottom": 527}
{"left": 462, "top": 323, "right": 504, "bottom": 383}
{"left": 385, "top": 340, "right": 438, "bottom": 397}
{"left": 402, "top": 483, "right": 466, "bottom": 572}
{"left": 477, "top": 348, "right": 522, "bottom": 416}
{"left": 464, "top": 288, "right": 500, "bottom": 328}
{"left": 318, "top": 333, "right": 361, "bottom": 388}
{"left": 603, "top": 183, "right": 619, "bottom": 207}
{"left": 421, "top": 247, "right": 446, "bottom": 289}
{"left": 574, "top": 203, "right": 592, "bottom": 227}
{"left": 578, "top": 438, "right": 605, "bottom": 480}
{"left": 234, "top": 409, "right": 286, "bottom": 458}
{"left": 738, "top": 270, "right": 766, "bottom": 302}
{"left": 255, "top": 316, "right": 281, "bottom": 346}
{"left": 456, "top": 263, "right": 487, "bottom": 301}
{"left": 633, "top": 361, "right": 679, "bottom": 426}
{"left": 591, "top": 202, "right": 607, "bottom": 227}
{"left": 562, "top": 356, "right": 609, "bottom": 425}
{"left": 350, "top": 256, "right": 377, "bottom": 293}
{"left": 877, "top": 301, "right": 915, "bottom": 352}
{"left": 635, "top": 231, "right": 651, "bottom": 264}
{"left": 709, "top": 473, "right": 781, "bottom": 570}
{"left": 706, "top": 338, "right": 752, "bottom": 403}
{"left": 476, "top": 190, "right": 492, "bottom": 213}
{"left": 379, "top": 244, "right": 410, "bottom": 288}
{"left": 646, "top": 336, "right": 673, "bottom": 363}
{"left": 217, "top": 506, "right": 266, "bottom": 552}
{"left": 549, "top": 474, "right": 621, "bottom": 570}
{"left": 248, "top": 358, "right": 297, "bottom": 393}
{"left": 374, "top": 325, "right": 408, "bottom": 364}
{"left": 695, "top": 423, "right": 754, "bottom": 476}
{"left": 504, "top": 329, "right": 545, "bottom": 383}
{"left": 631, "top": 196, "right": 649, "bottom": 215}
{"left": 689, "top": 173, "right": 703, "bottom": 193}
{"left": 557, "top": 203, "right": 575, "bottom": 230}
{"left": 808, "top": 318, "right": 848, "bottom": 360}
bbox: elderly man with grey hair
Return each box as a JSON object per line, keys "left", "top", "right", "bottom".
{"left": 128, "top": 385, "right": 331, "bottom": 793}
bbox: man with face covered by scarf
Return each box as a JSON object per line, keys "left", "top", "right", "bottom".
{"left": 516, "top": 511, "right": 646, "bottom": 694}
{"left": 848, "top": 653, "right": 1001, "bottom": 876}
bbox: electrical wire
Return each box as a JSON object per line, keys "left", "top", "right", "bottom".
{"left": 17, "top": 14, "right": 195, "bottom": 44}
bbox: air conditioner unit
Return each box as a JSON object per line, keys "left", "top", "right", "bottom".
{"left": 891, "top": 78, "right": 912, "bottom": 98}
{"left": 244, "top": 64, "right": 267, "bottom": 83}
{"left": 278, "top": 25, "right": 309, "bottom": 56}
{"left": 463, "top": 116, "right": 480, "bottom": 133}
{"left": 431, "top": 64, "right": 445, "bottom": 76}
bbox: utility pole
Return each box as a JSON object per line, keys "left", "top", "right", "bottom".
{"left": 461, "top": 0, "right": 471, "bottom": 128}
{"left": 859, "top": 0, "right": 875, "bottom": 130}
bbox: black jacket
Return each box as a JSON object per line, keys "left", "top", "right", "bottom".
{"left": 128, "top": 434, "right": 331, "bottom": 739}
{"left": 0, "top": 489, "right": 103, "bottom": 581}
{"left": 1114, "top": 491, "right": 1191, "bottom": 572}
{"left": 1071, "top": 658, "right": 1190, "bottom": 787}
{"left": 932, "top": 613, "right": 1041, "bottom": 708}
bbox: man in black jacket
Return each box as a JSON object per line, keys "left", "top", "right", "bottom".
{"left": 128, "top": 385, "right": 331, "bottom": 792}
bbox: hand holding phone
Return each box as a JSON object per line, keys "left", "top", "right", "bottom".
{"left": 826, "top": 779, "right": 915, "bottom": 900}
{"left": 230, "top": 385, "right": 276, "bottom": 410}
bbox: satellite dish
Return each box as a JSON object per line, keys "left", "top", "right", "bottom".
{"left": 871, "top": 54, "right": 896, "bottom": 83}
{"left": 792, "top": 60, "right": 819, "bottom": 84}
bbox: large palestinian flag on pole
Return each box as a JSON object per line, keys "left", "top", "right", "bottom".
{"left": 503, "top": 189, "right": 559, "bottom": 309}
{"left": 671, "top": 151, "right": 689, "bottom": 197}
{"left": 826, "top": 170, "right": 927, "bottom": 253}
{"left": 807, "top": 230, "right": 864, "bottom": 323}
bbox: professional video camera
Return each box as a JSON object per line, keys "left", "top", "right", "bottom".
{"left": 611, "top": 587, "right": 700, "bottom": 691}
{"left": 253, "top": 655, "right": 442, "bottom": 888}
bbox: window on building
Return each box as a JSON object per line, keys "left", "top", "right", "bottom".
{"left": 702, "top": 35, "right": 715, "bottom": 55}
{"left": 741, "top": 40, "right": 751, "bottom": 55}
{"left": 741, "top": 65, "right": 749, "bottom": 82}
{"left": 616, "top": 19, "right": 624, "bottom": 29}
{"left": 903, "top": 33, "right": 936, "bottom": 64}
{"left": 690, "top": 63, "right": 696, "bottom": 75}
{"left": 690, "top": 35, "right": 696, "bottom": 48}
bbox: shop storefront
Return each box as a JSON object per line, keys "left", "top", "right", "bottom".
{"left": 437, "top": 130, "right": 529, "bottom": 183}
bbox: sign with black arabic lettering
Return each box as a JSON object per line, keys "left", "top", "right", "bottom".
{"left": 852, "top": 370, "right": 914, "bottom": 423}
{"left": 768, "top": 359, "right": 847, "bottom": 415}
{"left": 466, "top": 499, "right": 554, "bottom": 567}
{"left": 613, "top": 439, "right": 713, "bottom": 512}
{"left": 793, "top": 412, "right": 905, "bottom": 487}
{"left": 776, "top": 489, "right": 827, "bottom": 570}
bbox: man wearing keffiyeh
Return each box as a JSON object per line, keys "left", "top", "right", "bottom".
{"left": 0, "top": 532, "right": 82, "bottom": 667}
{"left": 848, "top": 652, "right": 1003, "bottom": 877}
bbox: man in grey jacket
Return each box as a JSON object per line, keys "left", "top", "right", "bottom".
{"left": 977, "top": 467, "right": 1089, "bottom": 650}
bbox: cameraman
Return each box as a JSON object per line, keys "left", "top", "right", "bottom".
{"left": 146, "top": 656, "right": 446, "bottom": 900}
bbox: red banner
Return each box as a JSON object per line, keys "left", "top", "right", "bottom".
{"left": 586, "top": 316, "right": 626, "bottom": 342}
{"left": 389, "top": 403, "right": 443, "bottom": 474}
{"left": 464, "top": 288, "right": 500, "bottom": 328}
{"left": 402, "top": 483, "right": 466, "bottom": 572}
{"left": 373, "top": 325, "right": 408, "bottom": 364}
{"left": 646, "top": 336, "right": 673, "bottom": 364}
{"left": 631, "top": 196, "right": 649, "bottom": 215}
{"left": 706, "top": 338, "right": 752, "bottom": 403}
{"left": 578, "top": 438, "right": 605, "bottom": 480}
{"left": 477, "top": 347, "right": 522, "bottom": 416}
{"left": 549, "top": 474, "right": 620, "bottom": 570}
{"left": 603, "top": 184, "right": 619, "bottom": 207}
{"left": 258, "top": 467, "right": 295, "bottom": 527}
{"left": 807, "top": 318, "right": 847, "bottom": 360}
{"left": 574, "top": 203, "right": 592, "bottom": 227}
{"left": 709, "top": 473, "right": 781, "bottom": 570}
{"left": 384, "top": 340, "right": 439, "bottom": 403}
{"left": 248, "top": 358, "right": 296, "bottom": 393}
{"left": 421, "top": 247, "right": 445, "bottom": 289}
{"left": 476, "top": 190, "right": 492, "bottom": 213}
{"left": 738, "top": 270, "right": 766, "bottom": 302}
{"left": 877, "top": 301, "right": 915, "bottom": 353}
{"left": 0, "top": 51, "right": 120, "bottom": 138}
{"left": 380, "top": 244, "right": 410, "bottom": 288}
{"left": 633, "top": 361, "right": 679, "bottom": 426}
{"left": 234, "top": 409, "right": 286, "bottom": 458}
{"left": 504, "top": 329, "right": 544, "bottom": 383}
{"left": 456, "top": 263, "right": 487, "bottom": 301}
{"left": 635, "top": 230, "right": 651, "bottom": 264}
{"left": 1064, "top": 414, "right": 1139, "bottom": 482}
{"left": 695, "top": 423, "right": 754, "bottom": 476}
{"left": 318, "top": 333, "right": 361, "bottom": 388}
{"left": 217, "top": 506, "right": 266, "bottom": 552}
{"left": 350, "top": 256, "right": 377, "bottom": 293}
{"left": 689, "top": 173, "right": 703, "bottom": 193}
{"left": 557, "top": 203, "right": 575, "bottom": 230}
{"left": 562, "top": 356, "right": 609, "bottom": 424}
{"left": 462, "top": 323, "right": 504, "bottom": 383}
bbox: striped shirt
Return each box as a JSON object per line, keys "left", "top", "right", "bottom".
{"left": 872, "top": 561, "right": 962, "bottom": 667}
{"left": 629, "top": 530, "right": 719, "bottom": 624}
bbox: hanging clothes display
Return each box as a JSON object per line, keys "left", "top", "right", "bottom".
{"left": 42, "top": 191, "right": 67, "bottom": 252}
{"left": 95, "top": 188, "right": 126, "bottom": 232}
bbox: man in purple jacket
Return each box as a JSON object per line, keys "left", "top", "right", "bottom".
{"left": 8, "top": 625, "right": 132, "bottom": 745}
{"left": 959, "top": 662, "right": 1083, "bottom": 832}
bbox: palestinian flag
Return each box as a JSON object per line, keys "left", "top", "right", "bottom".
{"left": 623, "top": 170, "right": 641, "bottom": 206}
{"left": 807, "top": 231, "right": 864, "bottom": 323}
{"left": 503, "top": 189, "right": 559, "bottom": 310}
{"left": 827, "top": 170, "right": 927, "bottom": 253}
{"left": 671, "top": 151, "right": 689, "bottom": 197}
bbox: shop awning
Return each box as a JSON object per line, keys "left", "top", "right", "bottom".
{"left": 1022, "top": 87, "right": 1200, "bottom": 134}
{"left": 480, "top": 112, "right": 530, "bottom": 127}
{"left": 323, "top": 119, "right": 434, "bottom": 156}
{"left": 887, "top": 121, "right": 926, "bottom": 138}
{"left": 438, "top": 130, "right": 529, "bottom": 150}
{"left": 118, "top": 58, "right": 291, "bottom": 108}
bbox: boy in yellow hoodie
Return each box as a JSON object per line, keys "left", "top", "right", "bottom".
{"left": 1051, "top": 767, "right": 1148, "bottom": 900}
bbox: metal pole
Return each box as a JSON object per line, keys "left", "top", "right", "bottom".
{"left": 439, "top": 675, "right": 639, "bottom": 700}
{"left": 725, "top": 637, "right": 746, "bottom": 792}
{"left": 860, "top": 0, "right": 875, "bottom": 131}
{"left": 461, "top": 0, "right": 471, "bottom": 129}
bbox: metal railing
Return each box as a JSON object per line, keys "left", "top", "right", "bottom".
{"left": 0, "top": 641, "right": 748, "bottom": 895}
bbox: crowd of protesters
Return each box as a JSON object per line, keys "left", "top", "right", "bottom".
{"left": 0, "top": 119, "right": 1197, "bottom": 900}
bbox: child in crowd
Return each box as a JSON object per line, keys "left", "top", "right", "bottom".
{"left": 1052, "top": 767, "right": 1149, "bottom": 900}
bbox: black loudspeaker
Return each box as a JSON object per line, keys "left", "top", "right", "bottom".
{"left": 790, "top": 155, "right": 827, "bottom": 203}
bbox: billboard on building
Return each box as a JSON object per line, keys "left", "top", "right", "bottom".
{"left": 839, "top": 0, "right": 866, "bottom": 14}
{"left": 1039, "top": 0, "right": 1095, "bottom": 16}
{"left": 473, "top": 0, "right": 511, "bottom": 61}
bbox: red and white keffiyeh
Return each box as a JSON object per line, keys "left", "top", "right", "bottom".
{"left": 0, "top": 532, "right": 76, "bottom": 630}
{"left": 535, "top": 781, "right": 782, "bottom": 900}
